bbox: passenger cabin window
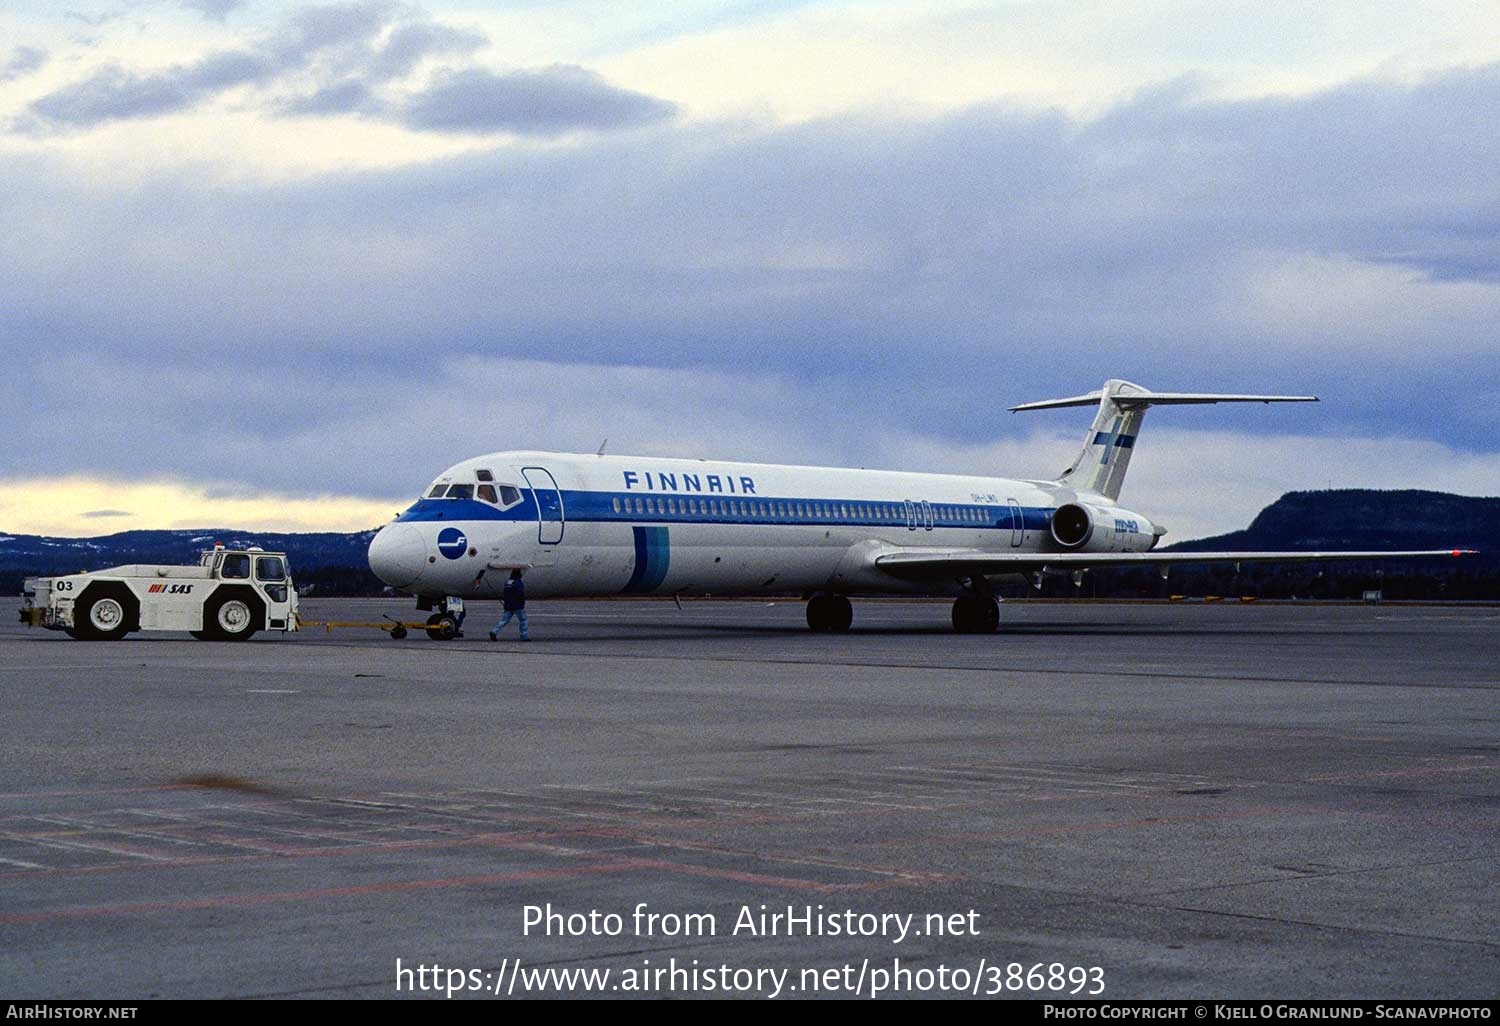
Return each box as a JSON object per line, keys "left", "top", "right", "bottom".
{"left": 499, "top": 485, "right": 522, "bottom": 507}
{"left": 477, "top": 484, "right": 498, "bottom": 504}
{"left": 221, "top": 554, "right": 250, "bottom": 579}
{"left": 255, "top": 556, "right": 286, "bottom": 581}
{"left": 446, "top": 484, "right": 474, "bottom": 500}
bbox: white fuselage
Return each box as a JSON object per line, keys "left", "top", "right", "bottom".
{"left": 367, "top": 451, "right": 1156, "bottom": 600}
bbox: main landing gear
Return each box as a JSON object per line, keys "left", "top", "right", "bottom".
{"left": 805, "top": 593, "right": 853, "bottom": 633}
{"left": 803, "top": 592, "right": 1001, "bottom": 633}
{"left": 951, "top": 594, "right": 1000, "bottom": 634}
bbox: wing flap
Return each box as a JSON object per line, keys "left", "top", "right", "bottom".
{"left": 873, "top": 548, "right": 1476, "bottom": 580}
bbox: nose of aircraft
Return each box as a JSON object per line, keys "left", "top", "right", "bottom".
{"left": 368, "top": 523, "right": 428, "bottom": 589}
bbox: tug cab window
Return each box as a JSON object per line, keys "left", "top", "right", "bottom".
{"left": 255, "top": 557, "right": 286, "bottom": 582}
{"left": 221, "top": 554, "right": 250, "bottom": 579}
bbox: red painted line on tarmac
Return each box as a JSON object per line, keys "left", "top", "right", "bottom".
{"left": 609, "top": 857, "right": 908, "bottom": 893}
{"left": 0, "top": 864, "right": 632, "bottom": 925}
{"left": 593, "top": 827, "right": 950, "bottom": 876}
{"left": 0, "top": 851, "right": 918, "bottom": 925}
{"left": 0, "top": 784, "right": 201, "bottom": 801}
{"left": 1309, "top": 758, "right": 1493, "bottom": 783}
{"left": 0, "top": 828, "right": 614, "bottom": 881}
{"left": 870, "top": 806, "right": 1322, "bottom": 846}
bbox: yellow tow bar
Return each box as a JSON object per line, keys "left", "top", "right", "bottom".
{"left": 293, "top": 613, "right": 461, "bottom": 640}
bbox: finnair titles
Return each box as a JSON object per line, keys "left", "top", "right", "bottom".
{"left": 622, "top": 469, "right": 759, "bottom": 495}
{"left": 367, "top": 379, "right": 1474, "bottom": 633}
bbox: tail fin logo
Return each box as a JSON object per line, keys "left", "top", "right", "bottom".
{"left": 1095, "top": 417, "right": 1136, "bottom": 465}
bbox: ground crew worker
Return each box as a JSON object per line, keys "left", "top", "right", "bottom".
{"left": 489, "top": 569, "right": 530, "bottom": 641}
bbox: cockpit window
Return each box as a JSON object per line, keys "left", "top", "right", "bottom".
{"left": 477, "top": 484, "right": 498, "bottom": 504}
{"left": 445, "top": 484, "right": 474, "bottom": 500}
{"left": 427, "top": 485, "right": 447, "bottom": 498}
{"left": 499, "top": 485, "right": 522, "bottom": 507}
{"left": 476, "top": 469, "right": 494, "bottom": 482}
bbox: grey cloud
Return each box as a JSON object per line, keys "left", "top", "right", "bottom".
{"left": 28, "top": 65, "right": 200, "bottom": 125}
{"left": 80, "top": 509, "right": 133, "bottom": 518}
{"left": 401, "top": 65, "right": 676, "bottom": 135}
{"left": 267, "top": 0, "right": 393, "bottom": 67}
{"left": 181, "top": 0, "right": 245, "bottom": 21}
{"left": 281, "top": 78, "right": 372, "bottom": 116}
{"left": 26, "top": 50, "right": 273, "bottom": 127}
{"left": 4, "top": 65, "right": 1499, "bottom": 500}
{"left": 1, "top": 46, "right": 48, "bottom": 81}
{"left": 25, "top": 1, "right": 463, "bottom": 131}
{"left": 278, "top": 15, "right": 489, "bottom": 117}
{"left": 64, "top": 9, "right": 124, "bottom": 29}
{"left": 368, "top": 21, "right": 487, "bottom": 81}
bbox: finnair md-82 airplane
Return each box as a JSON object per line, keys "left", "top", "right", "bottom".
{"left": 367, "top": 380, "right": 1472, "bottom": 634}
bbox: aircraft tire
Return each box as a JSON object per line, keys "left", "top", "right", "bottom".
{"left": 828, "top": 595, "right": 853, "bottom": 632}
{"left": 952, "top": 595, "right": 999, "bottom": 634}
{"left": 806, "top": 594, "right": 853, "bottom": 632}
{"left": 978, "top": 596, "right": 1000, "bottom": 633}
{"left": 806, "top": 595, "right": 829, "bottom": 632}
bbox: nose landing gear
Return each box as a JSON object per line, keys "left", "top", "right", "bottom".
{"left": 422, "top": 596, "right": 466, "bottom": 640}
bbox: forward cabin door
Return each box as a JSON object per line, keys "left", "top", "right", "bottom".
{"left": 1009, "top": 499, "right": 1024, "bottom": 547}
{"left": 522, "top": 467, "right": 565, "bottom": 544}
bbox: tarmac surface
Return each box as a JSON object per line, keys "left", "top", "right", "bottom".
{"left": 1, "top": 597, "right": 1497, "bottom": 1000}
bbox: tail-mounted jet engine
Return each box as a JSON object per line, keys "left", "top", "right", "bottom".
{"left": 1049, "top": 502, "right": 1160, "bottom": 553}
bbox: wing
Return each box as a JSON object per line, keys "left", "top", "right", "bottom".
{"left": 873, "top": 547, "right": 1477, "bottom": 581}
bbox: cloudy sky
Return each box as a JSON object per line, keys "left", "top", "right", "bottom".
{"left": 2, "top": 0, "right": 1497, "bottom": 540}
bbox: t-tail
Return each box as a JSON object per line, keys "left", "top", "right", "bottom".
{"left": 1010, "top": 379, "right": 1318, "bottom": 501}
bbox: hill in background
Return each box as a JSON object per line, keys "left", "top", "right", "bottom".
{"left": 3, "top": 490, "right": 1495, "bottom": 599}
{"left": 1169, "top": 490, "right": 1497, "bottom": 557}
{"left": 0, "top": 529, "right": 381, "bottom": 596}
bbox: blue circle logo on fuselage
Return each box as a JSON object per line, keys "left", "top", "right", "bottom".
{"left": 437, "top": 527, "right": 468, "bottom": 560}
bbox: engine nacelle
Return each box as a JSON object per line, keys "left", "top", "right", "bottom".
{"left": 1049, "top": 502, "right": 1159, "bottom": 553}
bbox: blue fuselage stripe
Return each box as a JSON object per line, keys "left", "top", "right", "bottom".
{"left": 394, "top": 493, "right": 1053, "bottom": 533}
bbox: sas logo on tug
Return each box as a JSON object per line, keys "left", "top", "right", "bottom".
{"left": 437, "top": 527, "right": 469, "bottom": 560}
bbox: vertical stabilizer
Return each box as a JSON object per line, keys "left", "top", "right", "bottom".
{"left": 1010, "top": 380, "right": 1318, "bottom": 501}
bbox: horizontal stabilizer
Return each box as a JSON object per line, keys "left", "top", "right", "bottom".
{"left": 1010, "top": 390, "right": 1318, "bottom": 412}
{"left": 1007, "top": 379, "right": 1319, "bottom": 500}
